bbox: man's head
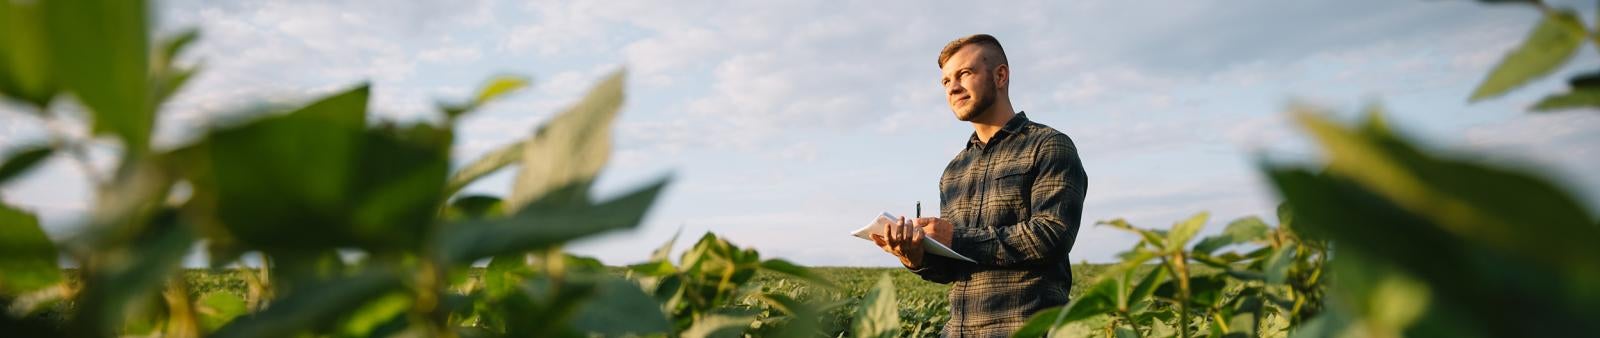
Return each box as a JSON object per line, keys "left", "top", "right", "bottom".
{"left": 938, "top": 34, "right": 1009, "bottom": 122}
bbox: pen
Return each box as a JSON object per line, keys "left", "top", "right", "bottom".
{"left": 916, "top": 201, "right": 921, "bottom": 218}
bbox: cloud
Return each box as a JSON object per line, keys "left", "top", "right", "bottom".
{"left": 418, "top": 45, "right": 483, "bottom": 63}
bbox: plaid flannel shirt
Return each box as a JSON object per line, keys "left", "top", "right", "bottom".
{"left": 910, "top": 112, "right": 1088, "bottom": 337}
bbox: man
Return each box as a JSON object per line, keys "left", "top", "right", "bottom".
{"left": 872, "top": 34, "right": 1088, "bottom": 337}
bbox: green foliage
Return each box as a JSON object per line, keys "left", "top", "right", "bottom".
{"left": 43, "top": 0, "right": 154, "bottom": 153}
{"left": 1468, "top": 1, "right": 1600, "bottom": 113}
{"left": 0, "top": 1, "right": 712, "bottom": 337}
{"left": 0, "top": 0, "right": 58, "bottom": 108}
{"left": 1469, "top": 8, "right": 1584, "bottom": 101}
{"left": 1017, "top": 210, "right": 1321, "bottom": 338}
{"left": 625, "top": 232, "right": 840, "bottom": 337}
{"left": 0, "top": 144, "right": 51, "bottom": 185}
{"left": 853, "top": 274, "right": 901, "bottom": 338}
{"left": 1266, "top": 107, "right": 1600, "bottom": 337}
{"left": 440, "top": 74, "right": 531, "bottom": 119}
{"left": 0, "top": 203, "right": 59, "bottom": 294}
{"left": 195, "top": 292, "right": 246, "bottom": 332}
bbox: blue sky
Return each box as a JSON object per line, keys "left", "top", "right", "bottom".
{"left": 2, "top": 0, "right": 1598, "bottom": 267}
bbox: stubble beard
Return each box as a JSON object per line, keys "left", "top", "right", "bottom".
{"left": 955, "top": 85, "right": 996, "bottom": 122}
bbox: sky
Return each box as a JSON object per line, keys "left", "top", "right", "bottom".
{"left": 2, "top": 0, "right": 1598, "bottom": 267}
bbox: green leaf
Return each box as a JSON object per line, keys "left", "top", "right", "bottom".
{"left": 681, "top": 311, "right": 757, "bottom": 338}
{"left": 195, "top": 292, "right": 247, "bottom": 332}
{"left": 439, "top": 176, "right": 670, "bottom": 264}
{"left": 0, "top": 144, "right": 51, "bottom": 186}
{"left": 1114, "top": 325, "right": 1139, "bottom": 338}
{"left": 759, "top": 259, "right": 839, "bottom": 289}
{"left": 1265, "top": 166, "right": 1600, "bottom": 336}
{"left": 156, "top": 29, "right": 199, "bottom": 68}
{"left": 1129, "top": 265, "right": 1169, "bottom": 307}
{"left": 852, "top": 273, "right": 901, "bottom": 338}
{"left": 1011, "top": 306, "right": 1062, "bottom": 338}
{"left": 1469, "top": 9, "right": 1585, "bottom": 101}
{"left": 1100, "top": 219, "right": 1167, "bottom": 251}
{"left": 651, "top": 228, "right": 681, "bottom": 262}
{"left": 44, "top": 0, "right": 153, "bottom": 152}
{"left": 152, "top": 29, "right": 200, "bottom": 104}
{"left": 1187, "top": 274, "right": 1229, "bottom": 309}
{"left": 755, "top": 292, "right": 829, "bottom": 338}
{"left": 211, "top": 269, "right": 402, "bottom": 338}
{"left": 626, "top": 259, "right": 677, "bottom": 277}
{"left": 1167, "top": 211, "right": 1209, "bottom": 251}
{"left": 180, "top": 86, "right": 451, "bottom": 252}
{"left": 445, "top": 195, "right": 503, "bottom": 221}
{"left": 474, "top": 75, "right": 531, "bottom": 105}
{"left": 154, "top": 64, "right": 198, "bottom": 105}
{"left": 1264, "top": 243, "right": 1298, "bottom": 284}
{"left": 569, "top": 276, "right": 672, "bottom": 336}
{"left": 1194, "top": 216, "right": 1270, "bottom": 254}
{"left": 483, "top": 252, "right": 530, "bottom": 298}
{"left": 1531, "top": 86, "right": 1600, "bottom": 111}
{"left": 337, "top": 292, "right": 411, "bottom": 338}
{"left": 0, "top": 0, "right": 57, "bottom": 107}
{"left": 506, "top": 70, "right": 626, "bottom": 211}
{"left": 1288, "top": 107, "right": 1600, "bottom": 278}
{"left": 444, "top": 138, "right": 525, "bottom": 197}
{"left": 0, "top": 203, "right": 60, "bottom": 294}
{"left": 442, "top": 74, "right": 531, "bottom": 118}
{"left": 1014, "top": 277, "right": 1117, "bottom": 337}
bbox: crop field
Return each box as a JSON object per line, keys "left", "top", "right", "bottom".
{"left": 31, "top": 266, "right": 1120, "bottom": 337}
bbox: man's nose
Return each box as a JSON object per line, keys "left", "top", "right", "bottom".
{"left": 945, "top": 81, "right": 964, "bottom": 95}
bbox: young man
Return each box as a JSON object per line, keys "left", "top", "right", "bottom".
{"left": 872, "top": 34, "right": 1088, "bottom": 337}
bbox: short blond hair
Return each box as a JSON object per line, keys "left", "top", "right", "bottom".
{"left": 937, "top": 34, "right": 1008, "bottom": 69}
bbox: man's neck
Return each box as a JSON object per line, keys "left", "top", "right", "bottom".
{"left": 970, "top": 101, "right": 1016, "bottom": 144}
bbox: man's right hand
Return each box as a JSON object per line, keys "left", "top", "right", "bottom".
{"left": 871, "top": 216, "right": 926, "bottom": 268}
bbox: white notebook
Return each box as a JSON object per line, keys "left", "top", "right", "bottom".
{"left": 851, "top": 212, "right": 977, "bottom": 263}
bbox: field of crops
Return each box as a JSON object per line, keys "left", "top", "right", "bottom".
{"left": 137, "top": 266, "right": 1126, "bottom": 338}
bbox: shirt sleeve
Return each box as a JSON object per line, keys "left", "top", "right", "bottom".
{"left": 907, "top": 169, "right": 973, "bottom": 284}
{"left": 954, "top": 134, "right": 1085, "bottom": 267}
{"left": 906, "top": 255, "right": 961, "bottom": 284}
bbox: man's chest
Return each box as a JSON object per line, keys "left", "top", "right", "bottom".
{"left": 939, "top": 144, "right": 1037, "bottom": 227}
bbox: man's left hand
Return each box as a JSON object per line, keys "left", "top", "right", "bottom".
{"left": 914, "top": 217, "right": 954, "bottom": 247}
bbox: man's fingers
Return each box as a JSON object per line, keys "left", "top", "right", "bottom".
{"left": 898, "top": 218, "right": 909, "bottom": 243}
{"left": 871, "top": 234, "right": 894, "bottom": 254}
{"left": 886, "top": 220, "right": 898, "bottom": 245}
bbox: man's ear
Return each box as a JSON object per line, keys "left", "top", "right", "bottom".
{"left": 993, "top": 63, "right": 1010, "bottom": 91}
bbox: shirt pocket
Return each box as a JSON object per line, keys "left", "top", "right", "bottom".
{"left": 988, "top": 164, "right": 1033, "bottom": 216}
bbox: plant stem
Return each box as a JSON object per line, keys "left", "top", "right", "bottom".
{"left": 1166, "top": 252, "right": 1192, "bottom": 338}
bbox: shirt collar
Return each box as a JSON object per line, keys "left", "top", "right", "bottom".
{"left": 966, "top": 111, "right": 1029, "bottom": 149}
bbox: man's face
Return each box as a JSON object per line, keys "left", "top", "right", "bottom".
{"left": 940, "top": 46, "right": 997, "bottom": 122}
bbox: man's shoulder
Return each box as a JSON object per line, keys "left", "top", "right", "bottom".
{"left": 1021, "top": 120, "right": 1077, "bottom": 150}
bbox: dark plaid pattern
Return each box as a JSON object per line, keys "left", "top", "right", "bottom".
{"left": 910, "top": 112, "right": 1088, "bottom": 337}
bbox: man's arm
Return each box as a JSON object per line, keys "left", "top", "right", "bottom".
{"left": 907, "top": 254, "right": 961, "bottom": 284}
{"left": 955, "top": 134, "right": 1085, "bottom": 267}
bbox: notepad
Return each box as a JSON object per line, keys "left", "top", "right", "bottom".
{"left": 852, "top": 212, "right": 977, "bottom": 263}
